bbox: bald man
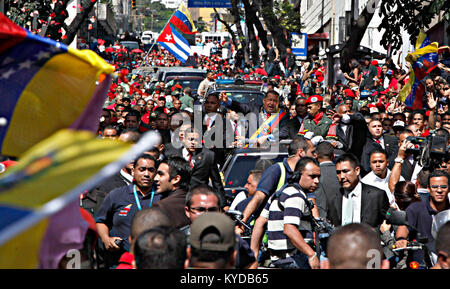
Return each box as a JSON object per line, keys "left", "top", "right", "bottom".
{"left": 322, "top": 223, "right": 390, "bottom": 269}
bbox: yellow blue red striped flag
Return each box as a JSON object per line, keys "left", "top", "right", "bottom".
{"left": 0, "top": 130, "right": 161, "bottom": 268}
{"left": 399, "top": 30, "right": 439, "bottom": 109}
{"left": 0, "top": 12, "right": 114, "bottom": 157}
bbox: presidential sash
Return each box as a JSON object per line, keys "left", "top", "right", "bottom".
{"left": 245, "top": 109, "right": 286, "bottom": 148}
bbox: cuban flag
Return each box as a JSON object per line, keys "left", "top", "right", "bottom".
{"left": 157, "top": 23, "right": 192, "bottom": 63}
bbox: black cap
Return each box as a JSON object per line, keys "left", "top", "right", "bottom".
{"left": 190, "top": 212, "right": 236, "bottom": 252}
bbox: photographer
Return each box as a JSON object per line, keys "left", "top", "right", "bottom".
{"left": 388, "top": 130, "right": 422, "bottom": 184}
{"left": 250, "top": 157, "right": 321, "bottom": 269}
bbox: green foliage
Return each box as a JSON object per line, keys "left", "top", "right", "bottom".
{"left": 378, "top": 0, "right": 449, "bottom": 52}
{"left": 141, "top": 1, "right": 174, "bottom": 32}
{"left": 268, "top": 0, "right": 303, "bottom": 33}
{"left": 196, "top": 17, "right": 209, "bottom": 33}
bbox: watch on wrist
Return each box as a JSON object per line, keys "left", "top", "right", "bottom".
{"left": 394, "top": 157, "right": 404, "bottom": 164}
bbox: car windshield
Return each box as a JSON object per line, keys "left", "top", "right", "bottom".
{"left": 224, "top": 154, "right": 286, "bottom": 188}
{"left": 177, "top": 79, "right": 202, "bottom": 90}
{"left": 226, "top": 92, "right": 264, "bottom": 106}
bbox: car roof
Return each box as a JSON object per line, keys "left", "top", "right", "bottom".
{"left": 158, "top": 67, "right": 205, "bottom": 72}
{"left": 209, "top": 84, "right": 264, "bottom": 92}
{"left": 165, "top": 75, "right": 205, "bottom": 81}
{"left": 230, "top": 145, "right": 290, "bottom": 155}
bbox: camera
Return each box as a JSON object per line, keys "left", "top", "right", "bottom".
{"left": 406, "top": 135, "right": 448, "bottom": 169}
{"left": 405, "top": 136, "right": 427, "bottom": 155}
{"left": 114, "top": 238, "right": 124, "bottom": 247}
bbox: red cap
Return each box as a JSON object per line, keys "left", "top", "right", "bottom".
{"left": 305, "top": 95, "right": 323, "bottom": 104}
{"left": 344, "top": 88, "right": 355, "bottom": 98}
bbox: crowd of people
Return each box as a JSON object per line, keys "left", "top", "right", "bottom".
{"left": 36, "top": 35, "right": 450, "bottom": 269}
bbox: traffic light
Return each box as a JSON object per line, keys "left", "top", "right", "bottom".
{"left": 131, "top": 0, "right": 136, "bottom": 9}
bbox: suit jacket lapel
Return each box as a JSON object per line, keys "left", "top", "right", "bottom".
{"left": 360, "top": 184, "right": 369, "bottom": 224}
{"left": 335, "top": 188, "right": 344, "bottom": 225}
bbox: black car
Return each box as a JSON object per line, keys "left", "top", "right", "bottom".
{"left": 164, "top": 75, "right": 205, "bottom": 96}
{"left": 205, "top": 80, "right": 265, "bottom": 106}
{"left": 220, "top": 143, "right": 290, "bottom": 204}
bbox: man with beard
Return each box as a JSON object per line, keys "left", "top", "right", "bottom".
{"left": 96, "top": 154, "right": 159, "bottom": 268}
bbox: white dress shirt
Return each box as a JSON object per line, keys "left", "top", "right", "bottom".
{"left": 120, "top": 169, "right": 133, "bottom": 184}
{"left": 204, "top": 113, "right": 217, "bottom": 131}
{"left": 361, "top": 169, "right": 404, "bottom": 205}
{"left": 342, "top": 182, "right": 362, "bottom": 225}
{"left": 182, "top": 147, "right": 194, "bottom": 167}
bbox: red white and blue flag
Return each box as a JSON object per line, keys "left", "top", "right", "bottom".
{"left": 156, "top": 23, "right": 192, "bottom": 63}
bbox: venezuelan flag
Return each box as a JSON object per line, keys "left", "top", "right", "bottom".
{"left": 0, "top": 129, "right": 161, "bottom": 268}
{"left": 399, "top": 31, "right": 439, "bottom": 109}
{"left": 0, "top": 13, "right": 114, "bottom": 157}
{"left": 169, "top": 2, "right": 197, "bottom": 35}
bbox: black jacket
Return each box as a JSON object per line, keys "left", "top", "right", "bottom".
{"left": 325, "top": 183, "right": 390, "bottom": 228}
{"left": 81, "top": 171, "right": 131, "bottom": 216}
{"left": 360, "top": 134, "right": 398, "bottom": 176}
{"left": 164, "top": 146, "right": 225, "bottom": 199}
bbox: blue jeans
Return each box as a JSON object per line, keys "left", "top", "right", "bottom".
{"left": 285, "top": 69, "right": 293, "bottom": 78}
{"left": 266, "top": 62, "right": 274, "bottom": 77}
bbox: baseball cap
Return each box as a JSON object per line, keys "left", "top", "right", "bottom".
{"left": 344, "top": 88, "right": 355, "bottom": 98}
{"left": 190, "top": 212, "right": 236, "bottom": 252}
{"left": 360, "top": 90, "right": 371, "bottom": 99}
{"left": 393, "top": 120, "right": 405, "bottom": 132}
{"left": 305, "top": 95, "right": 323, "bottom": 105}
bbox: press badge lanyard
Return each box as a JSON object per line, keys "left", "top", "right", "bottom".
{"left": 133, "top": 184, "right": 155, "bottom": 210}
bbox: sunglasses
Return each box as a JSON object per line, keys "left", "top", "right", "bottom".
{"left": 189, "top": 206, "right": 220, "bottom": 214}
{"left": 430, "top": 185, "right": 448, "bottom": 190}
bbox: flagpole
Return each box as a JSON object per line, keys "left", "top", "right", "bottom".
{"left": 140, "top": 2, "right": 196, "bottom": 68}
{"left": 140, "top": 5, "right": 180, "bottom": 68}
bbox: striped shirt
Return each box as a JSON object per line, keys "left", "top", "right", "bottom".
{"left": 260, "top": 185, "right": 312, "bottom": 259}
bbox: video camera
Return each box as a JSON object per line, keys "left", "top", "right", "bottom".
{"left": 406, "top": 135, "right": 448, "bottom": 169}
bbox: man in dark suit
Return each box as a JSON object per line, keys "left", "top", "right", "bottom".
{"left": 81, "top": 162, "right": 133, "bottom": 216}
{"left": 202, "top": 93, "right": 235, "bottom": 167}
{"left": 164, "top": 126, "right": 225, "bottom": 199}
{"left": 219, "top": 90, "right": 290, "bottom": 143}
{"left": 326, "top": 153, "right": 390, "bottom": 228}
{"left": 333, "top": 103, "right": 367, "bottom": 160}
{"left": 314, "top": 141, "right": 340, "bottom": 219}
{"left": 360, "top": 119, "right": 398, "bottom": 177}
{"left": 281, "top": 96, "right": 308, "bottom": 139}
